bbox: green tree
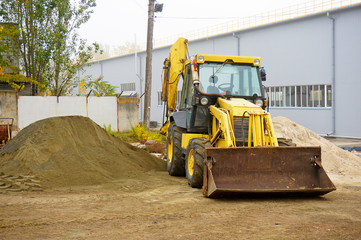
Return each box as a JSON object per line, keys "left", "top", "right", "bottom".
{"left": 0, "top": 0, "right": 100, "bottom": 95}
{"left": 86, "top": 76, "right": 117, "bottom": 96}
{"left": 0, "top": 24, "right": 43, "bottom": 90}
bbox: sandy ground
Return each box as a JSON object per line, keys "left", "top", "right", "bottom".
{"left": 1, "top": 117, "right": 360, "bottom": 239}
{"left": 1, "top": 170, "right": 360, "bottom": 240}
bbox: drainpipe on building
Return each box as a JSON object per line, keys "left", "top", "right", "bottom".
{"left": 135, "top": 34, "right": 144, "bottom": 122}
{"left": 135, "top": 55, "right": 143, "bottom": 122}
{"left": 232, "top": 33, "right": 241, "bottom": 56}
{"left": 327, "top": 12, "right": 336, "bottom": 136}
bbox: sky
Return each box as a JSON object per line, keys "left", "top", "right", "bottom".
{"left": 78, "top": 0, "right": 305, "bottom": 48}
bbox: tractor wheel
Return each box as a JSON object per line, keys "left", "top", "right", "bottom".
{"left": 166, "top": 123, "right": 185, "bottom": 176}
{"left": 185, "top": 138, "right": 212, "bottom": 188}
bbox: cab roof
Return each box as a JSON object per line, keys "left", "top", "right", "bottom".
{"left": 185, "top": 54, "right": 261, "bottom": 66}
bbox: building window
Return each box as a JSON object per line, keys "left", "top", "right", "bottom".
{"left": 327, "top": 85, "right": 332, "bottom": 107}
{"left": 301, "top": 85, "right": 307, "bottom": 107}
{"left": 158, "top": 90, "right": 181, "bottom": 106}
{"left": 296, "top": 86, "right": 301, "bottom": 107}
{"left": 120, "top": 82, "right": 135, "bottom": 91}
{"left": 266, "top": 84, "right": 332, "bottom": 108}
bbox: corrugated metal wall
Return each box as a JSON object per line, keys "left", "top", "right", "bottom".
{"left": 80, "top": 4, "right": 361, "bottom": 138}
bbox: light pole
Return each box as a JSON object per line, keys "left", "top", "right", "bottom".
{"left": 143, "top": 0, "right": 163, "bottom": 128}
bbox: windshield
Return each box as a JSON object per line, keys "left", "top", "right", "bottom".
{"left": 198, "top": 63, "right": 262, "bottom": 97}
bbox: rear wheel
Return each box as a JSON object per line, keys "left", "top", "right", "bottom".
{"left": 166, "top": 123, "right": 185, "bottom": 176}
{"left": 185, "top": 138, "right": 212, "bottom": 188}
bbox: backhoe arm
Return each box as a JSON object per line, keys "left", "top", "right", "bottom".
{"left": 161, "top": 38, "right": 188, "bottom": 111}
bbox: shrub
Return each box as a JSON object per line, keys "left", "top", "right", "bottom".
{"left": 130, "top": 123, "right": 165, "bottom": 143}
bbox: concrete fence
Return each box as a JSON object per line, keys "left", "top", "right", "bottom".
{"left": 0, "top": 92, "right": 139, "bottom": 132}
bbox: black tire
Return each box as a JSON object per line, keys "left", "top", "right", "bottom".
{"left": 166, "top": 123, "right": 185, "bottom": 176}
{"left": 185, "top": 138, "right": 212, "bottom": 188}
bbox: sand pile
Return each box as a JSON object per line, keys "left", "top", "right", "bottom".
{"left": 0, "top": 116, "right": 165, "bottom": 191}
{"left": 273, "top": 116, "right": 361, "bottom": 183}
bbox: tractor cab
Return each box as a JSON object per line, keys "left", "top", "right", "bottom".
{"left": 177, "top": 54, "right": 267, "bottom": 133}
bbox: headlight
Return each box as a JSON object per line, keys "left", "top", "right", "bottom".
{"left": 198, "top": 56, "right": 204, "bottom": 62}
{"left": 255, "top": 99, "right": 263, "bottom": 107}
{"left": 254, "top": 59, "right": 260, "bottom": 65}
{"left": 200, "top": 97, "right": 209, "bottom": 105}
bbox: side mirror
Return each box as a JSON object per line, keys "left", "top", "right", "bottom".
{"left": 260, "top": 67, "right": 266, "bottom": 81}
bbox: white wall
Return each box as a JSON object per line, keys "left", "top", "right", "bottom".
{"left": 87, "top": 96, "right": 117, "bottom": 129}
{"left": 19, "top": 96, "right": 86, "bottom": 129}
{"left": 18, "top": 96, "right": 138, "bottom": 132}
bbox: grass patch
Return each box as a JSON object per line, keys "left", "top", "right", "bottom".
{"left": 103, "top": 124, "right": 165, "bottom": 144}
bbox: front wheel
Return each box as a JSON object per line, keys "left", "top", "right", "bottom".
{"left": 185, "top": 138, "right": 212, "bottom": 188}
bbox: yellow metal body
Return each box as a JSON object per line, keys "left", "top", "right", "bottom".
{"left": 160, "top": 117, "right": 170, "bottom": 135}
{"left": 160, "top": 37, "right": 261, "bottom": 136}
{"left": 162, "top": 38, "right": 335, "bottom": 197}
{"left": 195, "top": 54, "right": 261, "bottom": 66}
{"left": 181, "top": 133, "right": 209, "bottom": 149}
{"left": 247, "top": 111, "right": 278, "bottom": 147}
{"left": 211, "top": 98, "right": 278, "bottom": 148}
{"left": 209, "top": 106, "right": 236, "bottom": 147}
{"left": 161, "top": 38, "right": 277, "bottom": 148}
{"left": 167, "top": 133, "right": 174, "bottom": 163}
{"left": 161, "top": 38, "right": 188, "bottom": 111}
{"left": 174, "top": 97, "right": 278, "bottom": 149}
{"left": 187, "top": 148, "right": 195, "bottom": 176}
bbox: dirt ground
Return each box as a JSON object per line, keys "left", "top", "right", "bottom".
{"left": 1, "top": 170, "right": 360, "bottom": 240}
{"left": 1, "top": 116, "right": 360, "bottom": 239}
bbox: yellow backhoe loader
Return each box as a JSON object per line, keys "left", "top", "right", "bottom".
{"left": 160, "top": 38, "right": 335, "bottom": 197}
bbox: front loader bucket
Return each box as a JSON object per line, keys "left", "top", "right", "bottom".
{"left": 202, "top": 147, "right": 336, "bottom": 198}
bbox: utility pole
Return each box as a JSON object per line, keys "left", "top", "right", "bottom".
{"left": 144, "top": 0, "right": 163, "bottom": 129}
{"left": 143, "top": 0, "right": 155, "bottom": 129}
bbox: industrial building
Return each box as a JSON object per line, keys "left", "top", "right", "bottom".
{"left": 79, "top": 1, "right": 361, "bottom": 138}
